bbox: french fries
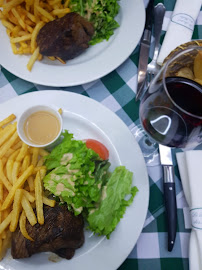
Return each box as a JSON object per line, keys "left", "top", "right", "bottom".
{"left": 27, "top": 46, "right": 39, "bottom": 71}
{"left": 0, "top": 131, "right": 18, "bottom": 158}
{"left": 21, "top": 154, "right": 31, "bottom": 172}
{"left": 10, "top": 189, "right": 23, "bottom": 232}
{"left": 0, "top": 160, "right": 12, "bottom": 191}
{"left": 0, "top": 0, "right": 71, "bottom": 71}
{"left": 6, "top": 159, "right": 14, "bottom": 183}
{"left": 30, "top": 21, "right": 44, "bottom": 53}
{"left": 42, "top": 196, "right": 56, "bottom": 207}
{"left": 0, "top": 211, "right": 13, "bottom": 235}
{"left": 0, "top": 184, "right": 3, "bottom": 202}
{"left": 21, "top": 195, "right": 37, "bottom": 226}
{"left": 35, "top": 172, "right": 44, "bottom": 225}
{"left": 1, "top": 164, "right": 34, "bottom": 210}
{"left": 0, "top": 123, "right": 16, "bottom": 147}
{"left": 0, "top": 114, "right": 16, "bottom": 128}
{"left": 23, "top": 190, "right": 35, "bottom": 203}
{"left": 16, "top": 142, "right": 28, "bottom": 162}
{"left": 0, "top": 230, "right": 12, "bottom": 261}
{"left": 11, "top": 161, "right": 21, "bottom": 183}
{"left": 0, "top": 114, "right": 56, "bottom": 260}
{"left": 31, "top": 147, "right": 39, "bottom": 167}
{"left": 27, "top": 175, "right": 34, "bottom": 191}
{"left": 19, "top": 211, "right": 33, "bottom": 241}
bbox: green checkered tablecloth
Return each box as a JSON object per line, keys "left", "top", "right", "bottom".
{"left": 0, "top": 0, "right": 202, "bottom": 269}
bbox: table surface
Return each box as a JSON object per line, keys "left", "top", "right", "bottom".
{"left": 0, "top": 0, "right": 202, "bottom": 269}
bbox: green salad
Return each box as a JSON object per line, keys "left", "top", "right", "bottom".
{"left": 70, "top": 0, "right": 120, "bottom": 45}
{"left": 43, "top": 130, "right": 138, "bottom": 238}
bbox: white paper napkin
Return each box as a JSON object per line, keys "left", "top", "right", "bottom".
{"left": 157, "top": 0, "right": 202, "bottom": 65}
{"left": 176, "top": 150, "right": 202, "bottom": 270}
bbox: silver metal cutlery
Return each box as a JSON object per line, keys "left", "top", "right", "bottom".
{"left": 136, "top": 2, "right": 177, "bottom": 252}
{"left": 159, "top": 144, "right": 177, "bottom": 252}
{"left": 146, "top": 3, "right": 166, "bottom": 85}
{"left": 136, "top": 3, "right": 165, "bottom": 101}
{"left": 136, "top": 0, "right": 154, "bottom": 101}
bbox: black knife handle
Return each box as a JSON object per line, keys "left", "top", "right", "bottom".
{"left": 145, "top": 0, "right": 154, "bottom": 31}
{"left": 163, "top": 181, "right": 177, "bottom": 252}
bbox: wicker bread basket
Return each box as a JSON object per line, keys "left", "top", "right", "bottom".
{"left": 162, "top": 40, "right": 202, "bottom": 80}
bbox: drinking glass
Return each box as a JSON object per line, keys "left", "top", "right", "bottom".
{"left": 139, "top": 46, "right": 202, "bottom": 150}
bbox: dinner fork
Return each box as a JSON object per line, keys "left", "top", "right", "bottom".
{"left": 146, "top": 3, "right": 165, "bottom": 87}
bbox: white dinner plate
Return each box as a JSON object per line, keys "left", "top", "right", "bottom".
{"left": 0, "top": 91, "right": 149, "bottom": 270}
{"left": 0, "top": 0, "right": 145, "bottom": 87}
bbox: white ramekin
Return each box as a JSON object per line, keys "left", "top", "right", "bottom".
{"left": 17, "top": 105, "right": 63, "bottom": 148}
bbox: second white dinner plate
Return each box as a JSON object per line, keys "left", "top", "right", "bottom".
{"left": 0, "top": 0, "right": 145, "bottom": 86}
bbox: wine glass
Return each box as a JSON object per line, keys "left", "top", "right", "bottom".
{"left": 130, "top": 124, "right": 160, "bottom": 166}
{"left": 139, "top": 46, "right": 202, "bottom": 150}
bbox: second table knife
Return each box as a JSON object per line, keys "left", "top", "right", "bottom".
{"left": 159, "top": 144, "right": 177, "bottom": 252}
{"left": 136, "top": 0, "right": 154, "bottom": 101}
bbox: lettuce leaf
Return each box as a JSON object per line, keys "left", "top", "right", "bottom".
{"left": 70, "top": 0, "right": 120, "bottom": 45}
{"left": 45, "top": 130, "right": 99, "bottom": 170}
{"left": 43, "top": 130, "right": 111, "bottom": 215}
{"left": 87, "top": 166, "right": 138, "bottom": 238}
{"left": 43, "top": 130, "right": 138, "bottom": 237}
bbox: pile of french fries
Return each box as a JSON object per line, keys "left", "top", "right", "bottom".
{"left": 0, "top": 114, "right": 56, "bottom": 260}
{"left": 0, "top": 0, "right": 71, "bottom": 71}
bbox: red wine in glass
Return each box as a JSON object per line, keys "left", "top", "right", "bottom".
{"left": 140, "top": 77, "right": 202, "bottom": 148}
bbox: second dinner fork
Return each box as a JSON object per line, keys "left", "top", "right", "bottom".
{"left": 146, "top": 3, "right": 165, "bottom": 86}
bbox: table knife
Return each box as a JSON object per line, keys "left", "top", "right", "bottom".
{"left": 136, "top": 0, "right": 154, "bottom": 101}
{"left": 159, "top": 144, "right": 177, "bottom": 252}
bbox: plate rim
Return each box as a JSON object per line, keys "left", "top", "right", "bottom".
{"left": 0, "top": 0, "right": 145, "bottom": 87}
{"left": 0, "top": 91, "right": 149, "bottom": 270}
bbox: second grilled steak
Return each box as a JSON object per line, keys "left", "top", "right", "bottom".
{"left": 37, "top": 12, "right": 94, "bottom": 61}
{"left": 11, "top": 205, "right": 84, "bottom": 259}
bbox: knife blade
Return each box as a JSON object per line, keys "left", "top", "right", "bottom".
{"left": 136, "top": 0, "right": 154, "bottom": 101}
{"left": 159, "top": 144, "right": 177, "bottom": 252}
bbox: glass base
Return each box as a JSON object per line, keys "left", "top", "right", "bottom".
{"left": 131, "top": 125, "right": 160, "bottom": 166}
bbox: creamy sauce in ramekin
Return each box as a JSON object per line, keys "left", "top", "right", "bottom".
{"left": 24, "top": 111, "right": 60, "bottom": 145}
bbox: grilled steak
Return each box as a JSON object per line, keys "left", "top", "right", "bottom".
{"left": 37, "top": 12, "right": 94, "bottom": 61}
{"left": 11, "top": 205, "right": 84, "bottom": 259}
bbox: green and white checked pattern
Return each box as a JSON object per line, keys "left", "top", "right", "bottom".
{"left": 0, "top": 0, "right": 202, "bottom": 269}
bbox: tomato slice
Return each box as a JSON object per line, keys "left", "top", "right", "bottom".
{"left": 85, "top": 139, "right": 109, "bottom": 160}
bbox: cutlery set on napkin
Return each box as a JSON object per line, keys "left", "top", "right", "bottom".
{"left": 177, "top": 151, "right": 202, "bottom": 270}
{"left": 137, "top": 0, "right": 202, "bottom": 100}
{"left": 136, "top": 0, "right": 202, "bottom": 257}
